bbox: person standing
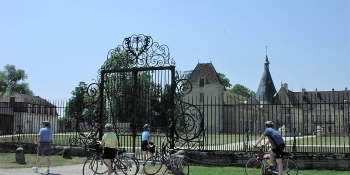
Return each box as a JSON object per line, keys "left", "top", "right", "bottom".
{"left": 254, "top": 121, "right": 285, "bottom": 175}
{"left": 100, "top": 124, "right": 118, "bottom": 175}
{"left": 141, "top": 124, "right": 152, "bottom": 165}
{"left": 33, "top": 121, "right": 53, "bottom": 174}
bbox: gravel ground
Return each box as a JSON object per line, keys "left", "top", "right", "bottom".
{"left": 0, "top": 164, "right": 147, "bottom": 175}
{"left": 0, "top": 164, "right": 85, "bottom": 175}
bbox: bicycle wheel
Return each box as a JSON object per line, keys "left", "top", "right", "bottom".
{"left": 118, "top": 156, "right": 139, "bottom": 175}
{"left": 143, "top": 155, "right": 163, "bottom": 175}
{"left": 245, "top": 158, "right": 265, "bottom": 175}
{"left": 83, "top": 156, "right": 108, "bottom": 175}
{"left": 278, "top": 159, "right": 298, "bottom": 175}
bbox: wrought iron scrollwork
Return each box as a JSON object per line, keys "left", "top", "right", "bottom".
{"left": 106, "top": 34, "right": 175, "bottom": 68}
{"left": 172, "top": 71, "right": 205, "bottom": 150}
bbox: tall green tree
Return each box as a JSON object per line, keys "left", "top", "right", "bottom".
{"left": 0, "top": 64, "right": 33, "bottom": 98}
{"left": 227, "top": 84, "right": 256, "bottom": 99}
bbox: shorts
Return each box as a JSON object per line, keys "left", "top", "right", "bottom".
{"left": 103, "top": 147, "right": 116, "bottom": 160}
{"left": 272, "top": 143, "right": 285, "bottom": 158}
{"left": 141, "top": 140, "right": 148, "bottom": 151}
{"left": 37, "top": 142, "right": 51, "bottom": 156}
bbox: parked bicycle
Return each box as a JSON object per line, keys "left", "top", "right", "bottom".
{"left": 12, "top": 124, "right": 23, "bottom": 145}
{"left": 69, "top": 121, "right": 99, "bottom": 152}
{"left": 143, "top": 137, "right": 189, "bottom": 175}
{"left": 82, "top": 140, "right": 139, "bottom": 175}
{"left": 245, "top": 145, "right": 298, "bottom": 175}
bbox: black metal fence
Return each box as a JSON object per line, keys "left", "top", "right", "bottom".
{"left": 0, "top": 94, "right": 349, "bottom": 155}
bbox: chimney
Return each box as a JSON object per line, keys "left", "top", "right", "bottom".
{"left": 283, "top": 83, "right": 288, "bottom": 92}
{"left": 9, "top": 97, "right": 15, "bottom": 108}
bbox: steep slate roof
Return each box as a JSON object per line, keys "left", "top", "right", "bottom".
{"left": 278, "top": 88, "right": 350, "bottom": 110}
{"left": 223, "top": 91, "right": 259, "bottom": 105}
{"left": 187, "top": 63, "right": 224, "bottom": 86}
{"left": 0, "top": 94, "right": 57, "bottom": 107}
{"left": 256, "top": 55, "right": 277, "bottom": 104}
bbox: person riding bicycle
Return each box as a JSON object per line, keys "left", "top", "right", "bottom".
{"left": 141, "top": 124, "right": 154, "bottom": 166}
{"left": 254, "top": 121, "right": 285, "bottom": 175}
{"left": 100, "top": 124, "right": 118, "bottom": 175}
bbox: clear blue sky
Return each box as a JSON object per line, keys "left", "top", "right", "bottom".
{"left": 1, "top": 0, "right": 349, "bottom": 100}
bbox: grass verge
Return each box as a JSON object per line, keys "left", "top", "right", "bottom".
{"left": 0, "top": 153, "right": 86, "bottom": 169}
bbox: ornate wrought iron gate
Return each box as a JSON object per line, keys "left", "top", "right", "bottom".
{"left": 92, "top": 34, "right": 204, "bottom": 153}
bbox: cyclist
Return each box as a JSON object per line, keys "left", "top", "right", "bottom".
{"left": 100, "top": 124, "right": 118, "bottom": 175}
{"left": 141, "top": 124, "right": 152, "bottom": 166}
{"left": 254, "top": 121, "right": 285, "bottom": 175}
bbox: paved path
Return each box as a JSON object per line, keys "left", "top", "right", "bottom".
{"left": 0, "top": 164, "right": 148, "bottom": 175}
{"left": 0, "top": 164, "right": 84, "bottom": 175}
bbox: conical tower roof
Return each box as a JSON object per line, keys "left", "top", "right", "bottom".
{"left": 256, "top": 55, "right": 277, "bottom": 104}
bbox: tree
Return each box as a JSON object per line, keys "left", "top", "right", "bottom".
{"left": 64, "top": 81, "right": 99, "bottom": 131}
{"left": 0, "top": 64, "right": 33, "bottom": 99}
{"left": 227, "top": 84, "right": 256, "bottom": 99}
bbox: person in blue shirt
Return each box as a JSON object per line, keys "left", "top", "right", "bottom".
{"left": 32, "top": 121, "right": 53, "bottom": 174}
{"left": 254, "top": 121, "right": 285, "bottom": 175}
{"left": 141, "top": 124, "right": 152, "bottom": 165}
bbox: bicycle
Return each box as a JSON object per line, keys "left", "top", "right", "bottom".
{"left": 12, "top": 124, "right": 23, "bottom": 145}
{"left": 82, "top": 140, "right": 139, "bottom": 175}
{"left": 143, "top": 138, "right": 189, "bottom": 175}
{"left": 69, "top": 121, "right": 99, "bottom": 153}
{"left": 245, "top": 145, "right": 298, "bottom": 175}
{"left": 116, "top": 147, "right": 140, "bottom": 175}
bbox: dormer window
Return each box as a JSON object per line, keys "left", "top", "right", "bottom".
{"left": 200, "top": 78, "right": 204, "bottom": 87}
{"left": 198, "top": 75, "right": 207, "bottom": 87}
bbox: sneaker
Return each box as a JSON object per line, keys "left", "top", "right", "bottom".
{"left": 45, "top": 168, "right": 50, "bottom": 174}
{"left": 271, "top": 170, "right": 279, "bottom": 174}
{"left": 267, "top": 164, "right": 276, "bottom": 171}
{"left": 32, "top": 166, "right": 38, "bottom": 173}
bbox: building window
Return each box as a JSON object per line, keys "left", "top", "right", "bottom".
{"left": 47, "top": 107, "right": 50, "bottom": 115}
{"left": 199, "top": 106, "right": 204, "bottom": 116}
{"left": 200, "top": 93, "right": 204, "bottom": 102}
{"left": 335, "top": 115, "right": 338, "bottom": 122}
{"left": 328, "top": 115, "right": 332, "bottom": 122}
{"left": 199, "top": 78, "right": 204, "bottom": 87}
{"left": 27, "top": 104, "right": 31, "bottom": 113}
{"left": 304, "top": 127, "right": 308, "bottom": 133}
{"left": 287, "top": 116, "right": 291, "bottom": 123}
{"left": 304, "top": 115, "right": 308, "bottom": 122}
{"left": 322, "top": 115, "right": 325, "bottom": 123}
{"left": 35, "top": 105, "right": 39, "bottom": 114}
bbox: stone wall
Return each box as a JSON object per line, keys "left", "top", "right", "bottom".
{"left": 184, "top": 151, "right": 350, "bottom": 171}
